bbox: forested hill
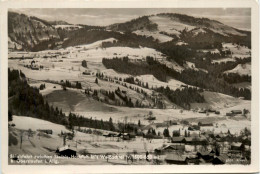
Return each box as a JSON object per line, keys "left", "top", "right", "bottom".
{"left": 8, "top": 68, "right": 139, "bottom": 133}
{"left": 8, "top": 12, "right": 60, "bottom": 51}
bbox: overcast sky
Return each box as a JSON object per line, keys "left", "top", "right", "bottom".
{"left": 10, "top": 8, "right": 251, "bottom": 30}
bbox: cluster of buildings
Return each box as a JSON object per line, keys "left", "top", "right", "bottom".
{"left": 154, "top": 129, "right": 251, "bottom": 165}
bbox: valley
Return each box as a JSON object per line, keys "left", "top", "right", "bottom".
{"left": 8, "top": 10, "right": 252, "bottom": 165}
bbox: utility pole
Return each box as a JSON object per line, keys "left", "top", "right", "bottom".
{"left": 63, "top": 135, "right": 66, "bottom": 146}
{"left": 20, "top": 132, "right": 23, "bottom": 149}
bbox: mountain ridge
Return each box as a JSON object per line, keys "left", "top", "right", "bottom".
{"left": 8, "top": 11, "right": 251, "bottom": 51}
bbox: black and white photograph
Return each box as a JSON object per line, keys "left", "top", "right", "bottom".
{"left": 1, "top": 0, "right": 259, "bottom": 172}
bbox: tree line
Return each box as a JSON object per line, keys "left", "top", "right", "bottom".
{"left": 8, "top": 68, "right": 140, "bottom": 134}
{"left": 102, "top": 57, "right": 251, "bottom": 100}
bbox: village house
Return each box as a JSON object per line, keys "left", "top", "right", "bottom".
{"left": 231, "top": 110, "right": 242, "bottom": 115}
{"left": 162, "top": 144, "right": 185, "bottom": 152}
{"left": 197, "top": 149, "right": 215, "bottom": 162}
{"left": 165, "top": 153, "right": 188, "bottom": 165}
{"left": 37, "top": 129, "right": 53, "bottom": 134}
{"left": 198, "top": 121, "right": 214, "bottom": 127}
{"left": 226, "top": 110, "right": 242, "bottom": 116}
{"left": 212, "top": 154, "right": 229, "bottom": 165}
{"left": 56, "top": 146, "right": 77, "bottom": 157}
{"left": 83, "top": 69, "right": 91, "bottom": 75}
{"left": 230, "top": 142, "right": 244, "bottom": 151}
{"left": 171, "top": 137, "right": 185, "bottom": 144}
{"left": 207, "top": 108, "right": 216, "bottom": 113}
{"left": 121, "top": 133, "right": 136, "bottom": 140}
{"left": 103, "top": 132, "right": 121, "bottom": 137}
{"left": 154, "top": 144, "right": 185, "bottom": 155}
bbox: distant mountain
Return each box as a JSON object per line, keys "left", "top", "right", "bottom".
{"left": 8, "top": 11, "right": 251, "bottom": 51}
{"left": 8, "top": 11, "right": 60, "bottom": 51}
{"left": 107, "top": 13, "right": 251, "bottom": 47}
{"left": 156, "top": 13, "right": 248, "bottom": 37}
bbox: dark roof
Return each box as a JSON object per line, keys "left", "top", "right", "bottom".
{"left": 165, "top": 154, "right": 187, "bottom": 161}
{"left": 231, "top": 110, "right": 242, "bottom": 112}
{"left": 172, "top": 137, "right": 185, "bottom": 142}
{"left": 198, "top": 150, "right": 215, "bottom": 156}
{"left": 58, "top": 146, "right": 76, "bottom": 152}
{"left": 201, "top": 130, "right": 214, "bottom": 135}
{"left": 163, "top": 144, "right": 185, "bottom": 150}
{"left": 198, "top": 121, "right": 213, "bottom": 126}
{"left": 215, "top": 133, "right": 225, "bottom": 138}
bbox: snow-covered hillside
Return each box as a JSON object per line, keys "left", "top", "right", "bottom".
{"left": 222, "top": 43, "right": 251, "bottom": 59}
{"left": 191, "top": 91, "right": 250, "bottom": 110}
{"left": 67, "top": 38, "right": 117, "bottom": 51}
{"left": 133, "top": 30, "right": 173, "bottom": 43}
{"left": 211, "top": 58, "right": 236, "bottom": 64}
{"left": 12, "top": 116, "right": 70, "bottom": 136}
{"left": 53, "top": 24, "right": 83, "bottom": 30}
{"left": 184, "top": 61, "right": 208, "bottom": 73}
{"left": 135, "top": 75, "right": 188, "bottom": 90}
{"left": 224, "top": 63, "right": 251, "bottom": 76}
{"left": 149, "top": 16, "right": 196, "bottom": 37}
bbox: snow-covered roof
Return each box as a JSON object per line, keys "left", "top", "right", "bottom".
{"left": 58, "top": 145, "right": 76, "bottom": 152}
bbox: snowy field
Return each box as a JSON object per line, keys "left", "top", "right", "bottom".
{"left": 211, "top": 58, "right": 236, "bottom": 64}
{"left": 191, "top": 91, "right": 250, "bottom": 110}
{"left": 222, "top": 43, "right": 251, "bottom": 59}
{"left": 133, "top": 30, "right": 173, "bottom": 43}
{"left": 9, "top": 116, "right": 167, "bottom": 164}
{"left": 11, "top": 116, "right": 70, "bottom": 137}
{"left": 224, "top": 63, "right": 251, "bottom": 76}
{"left": 8, "top": 37, "right": 251, "bottom": 148}
{"left": 135, "top": 74, "right": 187, "bottom": 90}
{"left": 149, "top": 16, "right": 196, "bottom": 36}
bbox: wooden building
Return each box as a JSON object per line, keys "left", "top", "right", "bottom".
{"left": 57, "top": 146, "right": 77, "bottom": 157}
{"left": 165, "top": 154, "right": 188, "bottom": 165}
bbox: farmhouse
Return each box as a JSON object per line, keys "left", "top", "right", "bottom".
{"left": 56, "top": 146, "right": 77, "bottom": 157}
{"left": 231, "top": 110, "right": 242, "bottom": 115}
{"left": 207, "top": 109, "right": 216, "bottom": 113}
{"left": 171, "top": 137, "right": 185, "bottom": 144}
{"left": 215, "top": 111, "right": 220, "bottom": 115}
{"left": 162, "top": 144, "right": 185, "bottom": 152}
{"left": 198, "top": 121, "right": 213, "bottom": 127}
{"left": 103, "top": 132, "right": 121, "bottom": 137}
{"left": 37, "top": 129, "right": 53, "bottom": 134}
{"left": 121, "top": 133, "right": 136, "bottom": 140}
{"left": 83, "top": 70, "right": 91, "bottom": 75}
{"left": 226, "top": 110, "right": 242, "bottom": 116}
